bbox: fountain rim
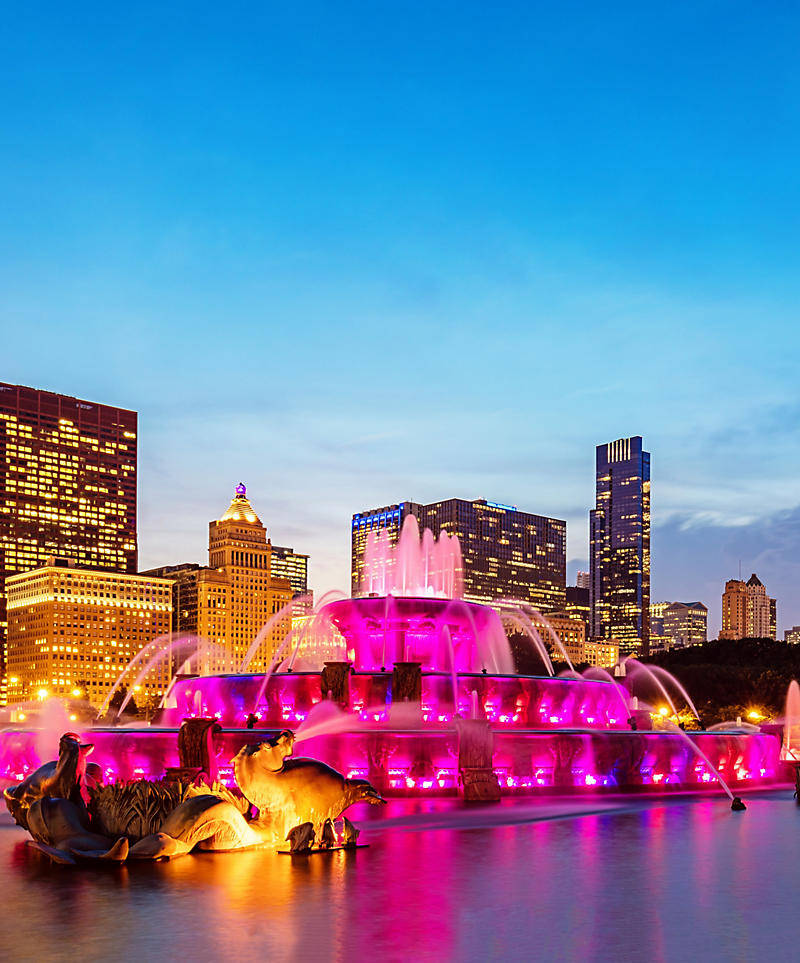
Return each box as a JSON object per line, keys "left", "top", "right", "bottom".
{"left": 167, "top": 669, "right": 624, "bottom": 684}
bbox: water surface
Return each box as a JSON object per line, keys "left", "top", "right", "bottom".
{"left": 1, "top": 792, "right": 797, "bottom": 962}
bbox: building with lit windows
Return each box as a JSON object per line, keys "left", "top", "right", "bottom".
{"left": 720, "top": 575, "right": 776, "bottom": 640}
{"left": 575, "top": 571, "right": 590, "bottom": 590}
{"left": 661, "top": 601, "right": 707, "bottom": 648}
{"left": 785, "top": 626, "right": 800, "bottom": 644}
{"left": 271, "top": 545, "right": 312, "bottom": 614}
{"left": 351, "top": 499, "right": 566, "bottom": 612}
{"left": 6, "top": 559, "right": 171, "bottom": 709}
{"left": 541, "top": 612, "right": 586, "bottom": 664}
{"left": 590, "top": 436, "right": 651, "bottom": 656}
{"left": 0, "top": 383, "right": 137, "bottom": 705}
{"left": 582, "top": 638, "right": 620, "bottom": 668}
{"left": 146, "top": 486, "right": 294, "bottom": 674}
{"left": 564, "top": 585, "right": 590, "bottom": 625}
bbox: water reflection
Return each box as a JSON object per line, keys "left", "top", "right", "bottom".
{"left": 2, "top": 793, "right": 800, "bottom": 961}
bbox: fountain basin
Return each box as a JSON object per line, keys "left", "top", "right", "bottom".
{"left": 0, "top": 725, "right": 784, "bottom": 797}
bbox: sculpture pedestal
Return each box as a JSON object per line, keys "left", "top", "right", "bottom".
{"left": 321, "top": 661, "right": 352, "bottom": 707}
{"left": 455, "top": 718, "right": 501, "bottom": 802}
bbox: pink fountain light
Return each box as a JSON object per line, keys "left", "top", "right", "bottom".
{"left": 0, "top": 514, "right": 789, "bottom": 802}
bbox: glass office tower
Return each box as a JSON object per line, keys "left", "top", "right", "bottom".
{"left": 590, "top": 436, "right": 650, "bottom": 656}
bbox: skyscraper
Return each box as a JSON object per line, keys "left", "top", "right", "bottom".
{"left": 590, "top": 436, "right": 651, "bottom": 656}
{"left": 0, "top": 382, "right": 137, "bottom": 704}
{"left": 720, "top": 574, "right": 775, "bottom": 640}
{"left": 351, "top": 498, "right": 566, "bottom": 612}
{"left": 145, "top": 485, "right": 294, "bottom": 673}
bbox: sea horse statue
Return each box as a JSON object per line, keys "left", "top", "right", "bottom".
{"left": 3, "top": 730, "right": 384, "bottom": 865}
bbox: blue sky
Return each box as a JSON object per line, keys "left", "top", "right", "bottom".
{"left": 2, "top": 3, "right": 800, "bottom": 635}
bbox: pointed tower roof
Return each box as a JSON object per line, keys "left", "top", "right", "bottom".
{"left": 746, "top": 573, "right": 763, "bottom": 587}
{"left": 219, "top": 482, "right": 262, "bottom": 525}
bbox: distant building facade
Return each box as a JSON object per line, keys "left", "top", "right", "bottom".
{"left": 564, "top": 586, "right": 590, "bottom": 625}
{"left": 6, "top": 559, "right": 171, "bottom": 709}
{"left": 575, "top": 571, "right": 590, "bottom": 590}
{"left": 351, "top": 498, "right": 566, "bottom": 612}
{"left": 590, "top": 436, "right": 651, "bottom": 656}
{"left": 0, "top": 382, "right": 137, "bottom": 705}
{"left": 271, "top": 545, "right": 312, "bottom": 614}
{"left": 542, "top": 612, "right": 586, "bottom": 665}
{"left": 583, "top": 638, "right": 620, "bottom": 668}
{"left": 662, "top": 602, "right": 707, "bottom": 648}
{"left": 785, "top": 626, "right": 800, "bottom": 645}
{"left": 720, "top": 574, "right": 776, "bottom": 640}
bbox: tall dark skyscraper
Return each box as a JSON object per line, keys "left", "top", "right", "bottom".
{"left": 0, "top": 383, "right": 137, "bottom": 703}
{"left": 590, "top": 436, "right": 650, "bottom": 656}
{"left": 351, "top": 498, "right": 566, "bottom": 612}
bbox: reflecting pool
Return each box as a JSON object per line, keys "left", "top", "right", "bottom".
{"left": 2, "top": 791, "right": 798, "bottom": 961}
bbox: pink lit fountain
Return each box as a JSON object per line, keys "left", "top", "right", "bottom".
{"left": 0, "top": 518, "right": 787, "bottom": 804}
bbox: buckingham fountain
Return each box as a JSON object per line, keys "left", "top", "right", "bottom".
{"left": 0, "top": 517, "right": 790, "bottom": 862}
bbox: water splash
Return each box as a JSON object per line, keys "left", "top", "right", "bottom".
{"left": 645, "top": 664, "right": 701, "bottom": 722}
{"left": 781, "top": 680, "right": 800, "bottom": 762}
{"left": 361, "top": 514, "right": 464, "bottom": 599}
{"left": 624, "top": 659, "right": 680, "bottom": 719}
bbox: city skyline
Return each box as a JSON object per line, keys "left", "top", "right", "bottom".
{"left": 3, "top": 378, "right": 794, "bottom": 641}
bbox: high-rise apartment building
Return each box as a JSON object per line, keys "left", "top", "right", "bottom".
{"left": 0, "top": 383, "right": 137, "bottom": 704}
{"left": 590, "top": 436, "right": 651, "bottom": 656}
{"left": 351, "top": 499, "right": 566, "bottom": 612}
{"left": 575, "top": 571, "right": 590, "bottom": 590}
{"left": 721, "top": 574, "right": 775, "bottom": 640}
{"left": 146, "top": 486, "right": 294, "bottom": 673}
{"left": 662, "top": 601, "right": 707, "bottom": 648}
{"left": 6, "top": 559, "right": 171, "bottom": 709}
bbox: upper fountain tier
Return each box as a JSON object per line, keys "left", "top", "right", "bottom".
{"left": 337, "top": 515, "right": 511, "bottom": 673}
{"left": 360, "top": 514, "right": 463, "bottom": 599}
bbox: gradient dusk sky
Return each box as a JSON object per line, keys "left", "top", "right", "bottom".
{"left": 3, "top": 3, "right": 800, "bottom": 635}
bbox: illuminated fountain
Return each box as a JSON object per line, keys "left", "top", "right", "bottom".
{"left": 0, "top": 517, "right": 786, "bottom": 830}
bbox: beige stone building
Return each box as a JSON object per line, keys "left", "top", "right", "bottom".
{"left": 583, "top": 638, "right": 620, "bottom": 667}
{"left": 6, "top": 559, "right": 172, "bottom": 709}
{"left": 543, "top": 611, "right": 587, "bottom": 664}
{"left": 721, "top": 574, "right": 775, "bottom": 640}
{"left": 192, "top": 485, "right": 293, "bottom": 673}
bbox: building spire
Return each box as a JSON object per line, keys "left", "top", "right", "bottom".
{"left": 219, "top": 482, "right": 262, "bottom": 525}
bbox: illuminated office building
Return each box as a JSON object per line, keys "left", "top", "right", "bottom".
{"left": 6, "top": 559, "right": 171, "bottom": 709}
{"left": 784, "top": 626, "right": 800, "bottom": 645}
{"left": 582, "top": 638, "right": 620, "bottom": 668}
{"left": 351, "top": 498, "right": 565, "bottom": 612}
{"left": 662, "top": 601, "right": 707, "bottom": 648}
{"left": 0, "top": 383, "right": 137, "bottom": 705}
{"left": 271, "top": 545, "right": 312, "bottom": 614}
{"left": 565, "top": 585, "right": 590, "bottom": 624}
{"left": 720, "top": 575, "right": 775, "bottom": 640}
{"left": 147, "top": 486, "right": 294, "bottom": 674}
{"left": 590, "top": 436, "right": 651, "bottom": 656}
